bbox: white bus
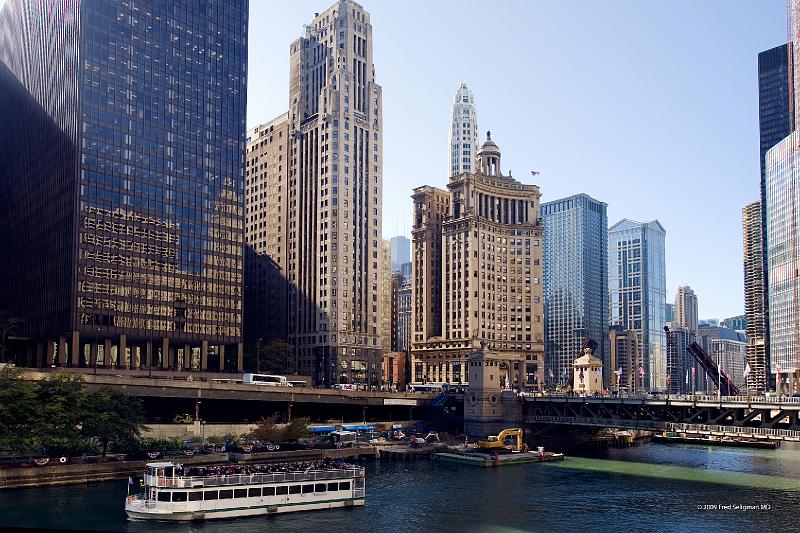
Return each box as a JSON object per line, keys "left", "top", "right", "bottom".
{"left": 242, "top": 373, "right": 291, "bottom": 386}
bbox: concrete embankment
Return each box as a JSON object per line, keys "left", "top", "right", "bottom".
{"left": 0, "top": 448, "right": 377, "bottom": 490}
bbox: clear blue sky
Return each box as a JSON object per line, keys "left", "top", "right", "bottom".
{"left": 247, "top": 0, "right": 787, "bottom": 321}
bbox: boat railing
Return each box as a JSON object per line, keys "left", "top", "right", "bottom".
{"left": 144, "top": 468, "right": 365, "bottom": 488}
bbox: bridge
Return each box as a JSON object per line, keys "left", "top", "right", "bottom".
{"left": 522, "top": 393, "right": 800, "bottom": 441}
{"left": 21, "top": 370, "right": 434, "bottom": 424}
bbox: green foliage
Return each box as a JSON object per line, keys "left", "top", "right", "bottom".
{"left": 131, "top": 436, "right": 183, "bottom": 453}
{"left": 282, "top": 417, "right": 311, "bottom": 442}
{"left": 0, "top": 371, "right": 148, "bottom": 457}
{"left": 80, "top": 387, "right": 148, "bottom": 456}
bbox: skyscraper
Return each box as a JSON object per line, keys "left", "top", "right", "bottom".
{"left": 411, "top": 133, "right": 545, "bottom": 389}
{"left": 284, "top": 1, "right": 383, "bottom": 385}
{"left": 674, "top": 286, "right": 699, "bottom": 335}
{"left": 665, "top": 304, "right": 675, "bottom": 324}
{"left": 0, "top": 0, "right": 247, "bottom": 372}
{"left": 608, "top": 219, "right": 667, "bottom": 390}
{"left": 380, "top": 239, "right": 392, "bottom": 355}
{"left": 742, "top": 202, "right": 768, "bottom": 391}
{"left": 449, "top": 82, "right": 479, "bottom": 176}
{"left": 541, "top": 194, "right": 608, "bottom": 386}
{"left": 390, "top": 235, "right": 410, "bottom": 271}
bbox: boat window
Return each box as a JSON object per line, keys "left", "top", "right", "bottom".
{"left": 219, "top": 489, "right": 234, "bottom": 499}
{"left": 302, "top": 484, "right": 314, "bottom": 494}
{"left": 339, "top": 481, "right": 350, "bottom": 491}
{"left": 263, "top": 487, "right": 276, "bottom": 496}
{"left": 234, "top": 489, "right": 248, "bottom": 498}
{"left": 289, "top": 485, "right": 301, "bottom": 495}
{"left": 275, "top": 486, "right": 288, "bottom": 495}
{"left": 172, "top": 492, "right": 188, "bottom": 502}
{"left": 204, "top": 491, "right": 218, "bottom": 500}
{"left": 157, "top": 492, "right": 171, "bottom": 502}
{"left": 188, "top": 491, "right": 203, "bottom": 501}
{"left": 315, "top": 484, "right": 326, "bottom": 493}
{"left": 248, "top": 487, "right": 262, "bottom": 497}
{"left": 327, "top": 482, "right": 339, "bottom": 491}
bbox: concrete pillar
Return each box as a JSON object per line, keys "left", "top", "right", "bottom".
{"left": 70, "top": 331, "right": 80, "bottom": 367}
{"left": 119, "top": 335, "right": 127, "bottom": 369}
{"left": 237, "top": 343, "right": 244, "bottom": 373}
{"left": 184, "top": 343, "right": 191, "bottom": 371}
{"left": 26, "top": 344, "right": 33, "bottom": 367}
{"left": 57, "top": 336, "right": 67, "bottom": 367}
{"left": 218, "top": 345, "right": 226, "bottom": 371}
{"left": 90, "top": 341, "right": 98, "bottom": 369}
{"left": 162, "top": 338, "right": 171, "bottom": 369}
{"left": 201, "top": 340, "right": 208, "bottom": 371}
{"left": 36, "top": 342, "right": 44, "bottom": 368}
{"left": 131, "top": 344, "right": 140, "bottom": 370}
{"left": 46, "top": 341, "right": 55, "bottom": 367}
{"left": 103, "top": 338, "right": 112, "bottom": 368}
{"left": 145, "top": 340, "right": 153, "bottom": 370}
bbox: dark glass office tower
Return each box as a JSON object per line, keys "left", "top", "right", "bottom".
{"left": 0, "top": 0, "right": 247, "bottom": 372}
{"left": 756, "top": 43, "right": 791, "bottom": 388}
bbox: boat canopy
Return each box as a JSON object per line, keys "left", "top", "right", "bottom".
{"left": 341, "top": 424, "right": 376, "bottom": 431}
{"left": 146, "top": 462, "right": 176, "bottom": 468}
{"left": 308, "top": 426, "right": 336, "bottom": 433}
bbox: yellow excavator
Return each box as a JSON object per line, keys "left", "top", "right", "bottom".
{"left": 477, "top": 428, "right": 524, "bottom": 453}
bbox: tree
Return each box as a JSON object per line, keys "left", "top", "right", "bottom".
{"left": 81, "top": 387, "right": 148, "bottom": 456}
{"left": 32, "top": 373, "right": 87, "bottom": 455}
{"left": 282, "top": 417, "right": 311, "bottom": 442}
{"left": 0, "top": 367, "right": 37, "bottom": 453}
{"left": 248, "top": 414, "right": 282, "bottom": 443}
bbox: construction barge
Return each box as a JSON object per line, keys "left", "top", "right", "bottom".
{"left": 433, "top": 450, "right": 565, "bottom": 467}
{"left": 652, "top": 433, "right": 780, "bottom": 449}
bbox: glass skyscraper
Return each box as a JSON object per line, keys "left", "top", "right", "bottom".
{"left": 0, "top": 0, "right": 247, "bottom": 371}
{"left": 608, "top": 219, "right": 667, "bottom": 391}
{"left": 541, "top": 194, "right": 608, "bottom": 387}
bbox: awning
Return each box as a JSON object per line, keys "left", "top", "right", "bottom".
{"left": 308, "top": 426, "right": 336, "bottom": 433}
{"left": 341, "top": 424, "right": 377, "bottom": 431}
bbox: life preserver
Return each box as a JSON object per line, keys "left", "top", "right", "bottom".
{"left": 59, "top": 457, "right": 67, "bottom": 464}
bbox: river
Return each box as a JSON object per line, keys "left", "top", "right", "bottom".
{"left": 2, "top": 442, "right": 799, "bottom": 532}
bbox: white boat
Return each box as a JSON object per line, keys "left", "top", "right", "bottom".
{"left": 125, "top": 461, "right": 365, "bottom": 521}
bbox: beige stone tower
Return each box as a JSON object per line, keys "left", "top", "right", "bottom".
{"left": 410, "top": 132, "right": 545, "bottom": 388}
{"left": 283, "top": 0, "right": 383, "bottom": 385}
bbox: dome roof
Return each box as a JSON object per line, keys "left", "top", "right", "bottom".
{"left": 477, "top": 131, "right": 500, "bottom": 155}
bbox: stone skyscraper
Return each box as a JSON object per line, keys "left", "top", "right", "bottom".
{"left": 281, "top": 1, "right": 383, "bottom": 385}
{"left": 673, "top": 286, "right": 699, "bottom": 335}
{"left": 742, "top": 201, "right": 768, "bottom": 391}
{"left": 541, "top": 194, "right": 609, "bottom": 387}
{"left": 0, "top": 0, "right": 247, "bottom": 372}
{"left": 449, "top": 82, "right": 479, "bottom": 176}
{"left": 411, "top": 133, "right": 545, "bottom": 389}
{"left": 608, "top": 219, "right": 667, "bottom": 391}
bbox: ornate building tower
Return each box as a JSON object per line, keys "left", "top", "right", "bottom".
{"left": 449, "top": 82, "right": 479, "bottom": 176}
{"left": 411, "top": 132, "right": 545, "bottom": 389}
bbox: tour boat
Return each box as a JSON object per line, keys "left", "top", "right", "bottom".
{"left": 125, "top": 461, "right": 365, "bottom": 521}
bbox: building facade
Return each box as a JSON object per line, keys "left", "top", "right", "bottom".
{"left": 673, "top": 286, "right": 699, "bottom": 335}
{"left": 722, "top": 314, "right": 747, "bottom": 332}
{"left": 608, "top": 219, "right": 667, "bottom": 390}
{"left": 449, "top": 82, "right": 478, "bottom": 176}
{"left": 279, "top": 0, "right": 383, "bottom": 385}
{"left": 411, "top": 133, "right": 545, "bottom": 389}
{"left": 665, "top": 303, "right": 675, "bottom": 324}
{"left": 390, "top": 235, "right": 410, "bottom": 270}
{"left": 711, "top": 337, "right": 747, "bottom": 391}
{"left": 244, "top": 113, "right": 290, "bottom": 346}
{"left": 541, "top": 194, "right": 608, "bottom": 387}
{"left": 0, "top": 0, "right": 247, "bottom": 371}
{"left": 380, "top": 239, "right": 392, "bottom": 354}
{"left": 665, "top": 326, "right": 703, "bottom": 394}
{"left": 609, "top": 326, "right": 640, "bottom": 393}
{"left": 765, "top": 130, "right": 800, "bottom": 390}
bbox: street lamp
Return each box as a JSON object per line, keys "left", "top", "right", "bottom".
{"left": 257, "top": 338, "right": 262, "bottom": 374}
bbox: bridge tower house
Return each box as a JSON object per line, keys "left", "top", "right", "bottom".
{"left": 464, "top": 341, "right": 523, "bottom": 437}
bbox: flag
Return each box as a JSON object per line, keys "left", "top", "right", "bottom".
{"left": 685, "top": 369, "right": 689, "bottom": 386}
{"left": 776, "top": 363, "right": 783, "bottom": 374}
{"left": 561, "top": 368, "right": 566, "bottom": 379}
{"left": 743, "top": 363, "right": 751, "bottom": 379}
{"left": 533, "top": 370, "right": 539, "bottom": 382}
{"left": 128, "top": 476, "right": 133, "bottom": 485}
{"left": 692, "top": 367, "right": 696, "bottom": 379}
{"left": 549, "top": 368, "right": 554, "bottom": 379}
{"left": 614, "top": 367, "right": 622, "bottom": 377}
{"left": 638, "top": 366, "right": 645, "bottom": 377}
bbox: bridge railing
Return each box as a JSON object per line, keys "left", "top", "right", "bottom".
{"left": 521, "top": 392, "right": 800, "bottom": 404}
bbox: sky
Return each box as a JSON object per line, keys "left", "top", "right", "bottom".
{"left": 247, "top": 0, "right": 788, "bottom": 321}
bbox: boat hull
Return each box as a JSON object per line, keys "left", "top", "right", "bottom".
{"left": 126, "top": 498, "right": 365, "bottom": 521}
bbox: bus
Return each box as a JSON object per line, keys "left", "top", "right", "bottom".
{"left": 287, "top": 380, "right": 307, "bottom": 388}
{"left": 242, "top": 373, "right": 291, "bottom": 386}
{"left": 409, "top": 384, "right": 444, "bottom": 393}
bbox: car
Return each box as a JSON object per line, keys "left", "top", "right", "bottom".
{"left": 173, "top": 413, "right": 193, "bottom": 424}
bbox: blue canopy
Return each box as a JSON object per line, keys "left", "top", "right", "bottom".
{"left": 341, "top": 424, "right": 377, "bottom": 431}
{"left": 308, "top": 426, "right": 336, "bottom": 433}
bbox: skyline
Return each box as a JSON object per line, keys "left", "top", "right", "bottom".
{"left": 247, "top": 0, "right": 786, "bottom": 321}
